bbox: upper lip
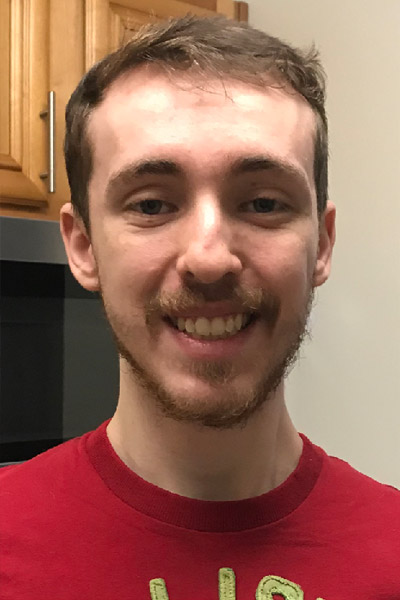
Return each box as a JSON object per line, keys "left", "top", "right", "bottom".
{"left": 165, "top": 303, "right": 255, "bottom": 320}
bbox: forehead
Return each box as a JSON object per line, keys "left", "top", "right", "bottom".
{"left": 87, "top": 68, "right": 317, "bottom": 188}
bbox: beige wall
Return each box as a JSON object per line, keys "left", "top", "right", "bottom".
{"left": 247, "top": 0, "right": 400, "bottom": 487}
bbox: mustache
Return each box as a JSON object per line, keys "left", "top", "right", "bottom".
{"left": 145, "top": 284, "right": 280, "bottom": 325}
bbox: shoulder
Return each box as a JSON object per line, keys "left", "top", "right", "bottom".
{"left": 0, "top": 428, "right": 113, "bottom": 562}
{"left": 299, "top": 439, "right": 400, "bottom": 576}
{"left": 0, "top": 430, "right": 114, "bottom": 591}
{"left": 0, "top": 434, "right": 90, "bottom": 508}
{"left": 303, "top": 435, "right": 400, "bottom": 505}
{"left": 313, "top": 443, "right": 400, "bottom": 533}
{"left": 324, "top": 451, "right": 400, "bottom": 500}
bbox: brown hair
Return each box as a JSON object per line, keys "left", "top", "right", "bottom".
{"left": 64, "top": 15, "right": 328, "bottom": 232}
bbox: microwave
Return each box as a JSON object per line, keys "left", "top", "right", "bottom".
{"left": 0, "top": 216, "right": 119, "bottom": 466}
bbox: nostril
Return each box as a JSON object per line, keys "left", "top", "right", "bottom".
{"left": 176, "top": 248, "right": 243, "bottom": 285}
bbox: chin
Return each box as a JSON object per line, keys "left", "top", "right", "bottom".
{"left": 145, "top": 368, "right": 278, "bottom": 430}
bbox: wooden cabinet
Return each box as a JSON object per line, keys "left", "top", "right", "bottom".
{"left": 0, "top": 0, "right": 248, "bottom": 222}
{"left": 0, "top": 0, "right": 50, "bottom": 213}
{"left": 1, "top": 0, "right": 85, "bottom": 221}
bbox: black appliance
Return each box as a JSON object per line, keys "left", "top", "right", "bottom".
{"left": 0, "top": 216, "right": 119, "bottom": 466}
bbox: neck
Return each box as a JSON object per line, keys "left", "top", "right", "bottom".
{"left": 107, "top": 375, "right": 303, "bottom": 501}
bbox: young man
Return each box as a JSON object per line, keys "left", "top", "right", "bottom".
{"left": 1, "top": 16, "right": 399, "bottom": 599}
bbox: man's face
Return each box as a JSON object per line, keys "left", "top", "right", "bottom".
{"left": 71, "top": 68, "right": 334, "bottom": 429}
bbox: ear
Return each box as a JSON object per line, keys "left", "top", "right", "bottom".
{"left": 59, "top": 203, "right": 100, "bottom": 292}
{"left": 313, "top": 200, "right": 336, "bottom": 287}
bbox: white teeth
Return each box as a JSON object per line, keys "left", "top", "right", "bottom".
{"left": 234, "top": 314, "right": 243, "bottom": 330}
{"left": 195, "top": 317, "right": 210, "bottom": 336}
{"left": 225, "top": 316, "right": 235, "bottom": 333}
{"left": 210, "top": 317, "right": 226, "bottom": 336}
{"left": 171, "top": 313, "right": 252, "bottom": 338}
{"left": 185, "top": 318, "right": 195, "bottom": 334}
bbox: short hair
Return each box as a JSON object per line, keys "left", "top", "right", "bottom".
{"left": 64, "top": 15, "right": 328, "bottom": 232}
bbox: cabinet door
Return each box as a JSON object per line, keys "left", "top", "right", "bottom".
{"left": 0, "top": 0, "right": 247, "bottom": 222}
{"left": 0, "top": 0, "right": 50, "bottom": 210}
{"left": 85, "top": 0, "right": 241, "bottom": 68}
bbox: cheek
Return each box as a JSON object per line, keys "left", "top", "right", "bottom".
{"left": 250, "top": 233, "right": 317, "bottom": 303}
{"left": 100, "top": 236, "right": 176, "bottom": 306}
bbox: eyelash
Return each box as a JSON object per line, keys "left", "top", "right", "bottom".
{"left": 130, "top": 197, "right": 286, "bottom": 216}
{"left": 240, "top": 198, "right": 286, "bottom": 213}
{"left": 131, "top": 199, "right": 173, "bottom": 215}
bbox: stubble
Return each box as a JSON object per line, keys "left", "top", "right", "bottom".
{"left": 100, "top": 283, "right": 314, "bottom": 430}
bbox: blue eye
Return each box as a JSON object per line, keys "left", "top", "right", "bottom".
{"left": 251, "top": 198, "right": 278, "bottom": 213}
{"left": 138, "top": 200, "right": 162, "bottom": 214}
{"left": 135, "top": 200, "right": 168, "bottom": 215}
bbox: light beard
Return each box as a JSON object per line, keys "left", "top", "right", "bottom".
{"left": 100, "top": 287, "right": 314, "bottom": 430}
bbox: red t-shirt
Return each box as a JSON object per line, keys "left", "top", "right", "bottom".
{"left": 1, "top": 420, "right": 399, "bottom": 599}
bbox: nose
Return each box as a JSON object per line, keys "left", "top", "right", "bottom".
{"left": 176, "top": 197, "right": 243, "bottom": 284}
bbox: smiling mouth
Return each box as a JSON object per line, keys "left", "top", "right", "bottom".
{"left": 163, "top": 312, "right": 257, "bottom": 340}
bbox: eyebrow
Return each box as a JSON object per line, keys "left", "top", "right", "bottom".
{"left": 104, "top": 154, "right": 309, "bottom": 200}
{"left": 104, "top": 159, "right": 181, "bottom": 199}
{"left": 230, "top": 156, "right": 306, "bottom": 182}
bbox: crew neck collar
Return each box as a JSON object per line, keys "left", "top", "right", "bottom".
{"left": 86, "top": 420, "right": 324, "bottom": 532}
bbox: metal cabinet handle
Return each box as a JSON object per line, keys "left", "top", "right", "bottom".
{"left": 39, "top": 91, "right": 55, "bottom": 193}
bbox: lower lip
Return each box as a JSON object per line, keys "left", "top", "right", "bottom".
{"left": 163, "top": 318, "right": 258, "bottom": 360}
